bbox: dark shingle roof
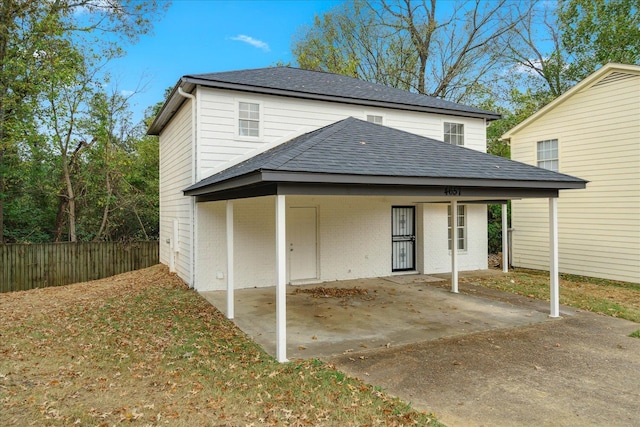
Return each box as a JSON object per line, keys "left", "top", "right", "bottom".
{"left": 148, "top": 67, "right": 501, "bottom": 135}
{"left": 185, "top": 117, "right": 586, "bottom": 195}
{"left": 185, "top": 67, "right": 499, "bottom": 119}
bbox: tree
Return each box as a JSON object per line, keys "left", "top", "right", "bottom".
{"left": 77, "top": 88, "right": 159, "bottom": 241}
{"left": 293, "top": 0, "right": 529, "bottom": 104}
{"left": 501, "top": 2, "right": 571, "bottom": 102}
{"left": 560, "top": 0, "right": 640, "bottom": 82}
{"left": 294, "top": 0, "right": 417, "bottom": 90}
{"left": 0, "top": 0, "right": 168, "bottom": 242}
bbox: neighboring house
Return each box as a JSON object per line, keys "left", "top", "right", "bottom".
{"left": 502, "top": 63, "right": 640, "bottom": 284}
{"left": 149, "top": 67, "right": 585, "bottom": 361}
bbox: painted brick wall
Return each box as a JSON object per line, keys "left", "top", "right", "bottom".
{"left": 420, "top": 203, "right": 488, "bottom": 274}
{"left": 194, "top": 195, "right": 488, "bottom": 291}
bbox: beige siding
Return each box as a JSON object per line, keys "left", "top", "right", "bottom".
{"left": 511, "top": 73, "right": 640, "bottom": 283}
{"left": 159, "top": 100, "right": 193, "bottom": 284}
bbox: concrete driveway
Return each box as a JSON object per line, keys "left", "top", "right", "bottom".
{"left": 201, "top": 273, "right": 640, "bottom": 426}
{"left": 328, "top": 284, "right": 640, "bottom": 427}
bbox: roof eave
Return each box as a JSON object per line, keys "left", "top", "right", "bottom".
{"left": 184, "top": 170, "right": 587, "bottom": 197}
{"left": 182, "top": 76, "right": 501, "bottom": 121}
{"left": 147, "top": 78, "right": 197, "bottom": 136}
{"left": 502, "top": 62, "right": 640, "bottom": 140}
{"left": 148, "top": 73, "right": 502, "bottom": 135}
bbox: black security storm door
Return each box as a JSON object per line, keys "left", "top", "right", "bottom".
{"left": 391, "top": 206, "right": 416, "bottom": 271}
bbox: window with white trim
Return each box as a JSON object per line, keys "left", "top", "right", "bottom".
{"left": 537, "top": 139, "right": 558, "bottom": 171}
{"left": 447, "top": 205, "right": 466, "bottom": 251}
{"left": 444, "top": 122, "right": 464, "bottom": 146}
{"left": 238, "top": 102, "right": 260, "bottom": 137}
{"left": 367, "top": 114, "right": 383, "bottom": 125}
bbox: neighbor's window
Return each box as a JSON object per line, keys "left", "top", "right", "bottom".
{"left": 447, "top": 205, "right": 466, "bottom": 251}
{"left": 444, "top": 122, "right": 464, "bottom": 146}
{"left": 537, "top": 139, "right": 558, "bottom": 171}
{"left": 367, "top": 114, "right": 383, "bottom": 125}
{"left": 238, "top": 102, "right": 260, "bottom": 137}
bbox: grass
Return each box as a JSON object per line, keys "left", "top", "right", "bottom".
{"left": 630, "top": 330, "right": 640, "bottom": 339}
{"left": 465, "top": 268, "right": 640, "bottom": 323}
{"left": 0, "top": 265, "right": 440, "bottom": 426}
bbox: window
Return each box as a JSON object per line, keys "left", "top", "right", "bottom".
{"left": 447, "top": 205, "right": 466, "bottom": 251}
{"left": 238, "top": 102, "right": 260, "bottom": 137}
{"left": 444, "top": 122, "right": 464, "bottom": 146}
{"left": 537, "top": 139, "right": 558, "bottom": 171}
{"left": 367, "top": 114, "right": 383, "bottom": 125}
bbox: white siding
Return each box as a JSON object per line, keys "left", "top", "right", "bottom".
{"left": 195, "top": 87, "right": 487, "bottom": 179}
{"left": 194, "top": 196, "right": 488, "bottom": 291}
{"left": 159, "top": 100, "right": 193, "bottom": 284}
{"left": 161, "top": 85, "right": 491, "bottom": 290}
{"left": 511, "top": 72, "right": 640, "bottom": 283}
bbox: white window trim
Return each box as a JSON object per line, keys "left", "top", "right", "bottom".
{"left": 536, "top": 138, "right": 559, "bottom": 172}
{"left": 235, "top": 99, "right": 264, "bottom": 142}
{"left": 365, "top": 113, "right": 384, "bottom": 125}
{"left": 443, "top": 121, "right": 465, "bottom": 146}
{"left": 447, "top": 204, "right": 467, "bottom": 252}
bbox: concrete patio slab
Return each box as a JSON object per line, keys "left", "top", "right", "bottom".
{"left": 200, "top": 272, "right": 553, "bottom": 360}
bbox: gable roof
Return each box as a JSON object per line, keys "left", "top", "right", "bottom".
{"left": 502, "top": 63, "right": 640, "bottom": 140}
{"left": 185, "top": 117, "right": 586, "bottom": 200}
{"left": 148, "top": 67, "right": 500, "bottom": 135}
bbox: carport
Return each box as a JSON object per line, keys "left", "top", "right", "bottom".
{"left": 200, "top": 272, "right": 554, "bottom": 360}
{"left": 185, "top": 118, "right": 587, "bottom": 362}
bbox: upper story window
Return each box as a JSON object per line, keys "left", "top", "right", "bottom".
{"left": 537, "top": 139, "right": 558, "bottom": 171}
{"left": 367, "top": 114, "right": 383, "bottom": 125}
{"left": 444, "top": 122, "right": 464, "bottom": 146}
{"left": 238, "top": 102, "right": 260, "bottom": 137}
{"left": 447, "top": 205, "right": 466, "bottom": 251}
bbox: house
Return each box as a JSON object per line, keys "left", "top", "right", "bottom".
{"left": 149, "top": 67, "right": 586, "bottom": 361}
{"left": 502, "top": 63, "right": 640, "bottom": 284}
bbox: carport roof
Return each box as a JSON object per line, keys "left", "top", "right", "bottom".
{"left": 184, "top": 118, "right": 587, "bottom": 201}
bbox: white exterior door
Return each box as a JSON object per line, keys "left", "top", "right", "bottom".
{"left": 287, "top": 207, "right": 318, "bottom": 282}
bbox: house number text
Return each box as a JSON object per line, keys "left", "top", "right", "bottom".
{"left": 444, "top": 186, "right": 462, "bottom": 196}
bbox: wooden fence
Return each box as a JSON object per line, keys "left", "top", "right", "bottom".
{"left": 0, "top": 241, "right": 159, "bottom": 293}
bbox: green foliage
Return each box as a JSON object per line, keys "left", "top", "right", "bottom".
{"left": 0, "top": 0, "right": 167, "bottom": 242}
{"left": 559, "top": 0, "right": 640, "bottom": 81}
{"left": 292, "top": 0, "right": 417, "bottom": 89}
{"left": 630, "top": 330, "right": 640, "bottom": 339}
{"left": 487, "top": 203, "right": 509, "bottom": 255}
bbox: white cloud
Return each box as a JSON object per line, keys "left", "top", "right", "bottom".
{"left": 230, "top": 35, "right": 270, "bottom": 52}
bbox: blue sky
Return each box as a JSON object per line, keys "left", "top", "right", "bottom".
{"left": 108, "top": 0, "right": 341, "bottom": 124}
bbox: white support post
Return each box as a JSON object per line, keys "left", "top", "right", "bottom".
{"left": 275, "top": 195, "right": 288, "bottom": 362}
{"left": 502, "top": 202, "right": 509, "bottom": 273}
{"left": 226, "top": 201, "right": 234, "bottom": 320}
{"left": 549, "top": 197, "right": 560, "bottom": 318}
{"left": 451, "top": 200, "right": 459, "bottom": 293}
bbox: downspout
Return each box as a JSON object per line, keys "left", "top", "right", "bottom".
{"left": 177, "top": 86, "right": 197, "bottom": 288}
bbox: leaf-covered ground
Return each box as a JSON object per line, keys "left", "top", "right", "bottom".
{"left": 464, "top": 268, "right": 640, "bottom": 323}
{"left": 0, "top": 265, "right": 439, "bottom": 426}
